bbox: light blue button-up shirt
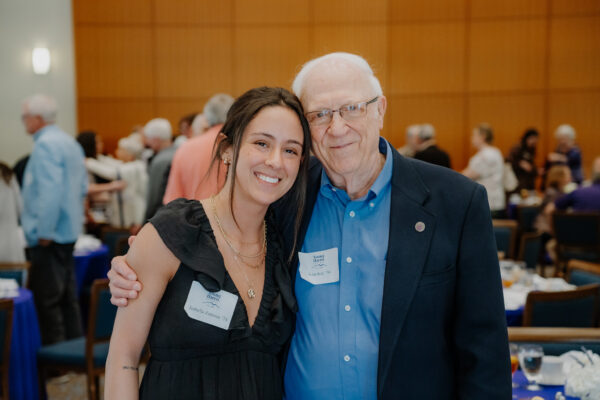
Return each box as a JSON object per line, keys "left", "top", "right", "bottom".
{"left": 284, "top": 138, "right": 393, "bottom": 400}
{"left": 22, "top": 125, "right": 88, "bottom": 246}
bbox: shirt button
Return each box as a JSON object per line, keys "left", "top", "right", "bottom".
{"left": 344, "top": 355, "right": 350, "bottom": 362}
{"left": 349, "top": 211, "right": 355, "bottom": 218}
{"left": 344, "top": 305, "right": 351, "bottom": 312}
{"left": 332, "top": 188, "right": 337, "bottom": 192}
{"left": 346, "top": 257, "right": 352, "bottom": 263}
{"left": 369, "top": 202, "right": 375, "bottom": 208}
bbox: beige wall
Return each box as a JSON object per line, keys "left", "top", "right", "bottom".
{"left": 73, "top": 0, "right": 600, "bottom": 175}
{"left": 0, "top": 0, "right": 76, "bottom": 166}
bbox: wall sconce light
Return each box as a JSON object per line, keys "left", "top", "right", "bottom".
{"left": 32, "top": 47, "right": 51, "bottom": 75}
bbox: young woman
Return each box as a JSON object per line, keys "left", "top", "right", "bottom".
{"left": 105, "top": 87, "right": 311, "bottom": 400}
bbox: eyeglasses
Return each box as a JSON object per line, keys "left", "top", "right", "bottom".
{"left": 305, "top": 96, "right": 379, "bottom": 126}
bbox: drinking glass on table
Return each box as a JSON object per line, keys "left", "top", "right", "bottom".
{"left": 509, "top": 343, "right": 519, "bottom": 388}
{"left": 500, "top": 261, "right": 516, "bottom": 288}
{"left": 518, "top": 344, "right": 544, "bottom": 391}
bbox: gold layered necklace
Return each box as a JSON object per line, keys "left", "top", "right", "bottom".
{"left": 210, "top": 196, "right": 266, "bottom": 299}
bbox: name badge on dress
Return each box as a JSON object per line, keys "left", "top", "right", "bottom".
{"left": 183, "top": 281, "right": 238, "bottom": 330}
{"left": 298, "top": 247, "right": 340, "bottom": 285}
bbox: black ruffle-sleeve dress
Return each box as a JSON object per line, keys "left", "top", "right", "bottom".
{"left": 138, "top": 199, "right": 296, "bottom": 400}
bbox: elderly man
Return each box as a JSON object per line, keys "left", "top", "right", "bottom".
{"left": 109, "top": 53, "right": 510, "bottom": 399}
{"left": 413, "top": 123, "right": 452, "bottom": 168}
{"left": 142, "top": 118, "right": 174, "bottom": 220}
{"left": 21, "top": 94, "right": 88, "bottom": 345}
{"left": 396, "top": 123, "right": 420, "bottom": 157}
{"left": 162, "top": 94, "right": 234, "bottom": 203}
{"left": 544, "top": 124, "right": 583, "bottom": 186}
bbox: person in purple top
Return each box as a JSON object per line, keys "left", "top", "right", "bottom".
{"left": 555, "top": 156, "right": 600, "bottom": 212}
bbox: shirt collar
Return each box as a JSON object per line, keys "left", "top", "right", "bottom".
{"left": 320, "top": 137, "right": 393, "bottom": 201}
{"left": 32, "top": 124, "right": 54, "bottom": 141}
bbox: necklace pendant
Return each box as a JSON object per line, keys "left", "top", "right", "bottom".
{"left": 247, "top": 288, "right": 256, "bottom": 299}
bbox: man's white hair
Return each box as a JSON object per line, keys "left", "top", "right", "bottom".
{"left": 118, "top": 135, "right": 144, "bottom": 159}
{"left": 23, "top": 94, "right": 58, "bottom": 123}
{"left": 204, "top": 94, "right": 234, "bottom": 127}
{"left": 406, "top": 124, "right": 421, "bottom": 138}
{"left": 191, "top": 113, "right": 208, "bottom": 136}
{"left": 555, "top": 124, "right": 576, "bottom": 140}
{"left": 292, "top": 52, "right": 383, "bottom": 99}
{"left": 419, "top": 123, "right": 436, "bottom": 141}
{"left": 143, "top": 118, "right": 172, "bottom": 140}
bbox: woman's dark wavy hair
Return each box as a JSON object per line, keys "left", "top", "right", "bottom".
{"left": 211, "top": 86, "right": 311, "bottom": 260}
{"left": 520, "top": 128, "right": 539, "bottom": 155}
{"left": 77, "top": 130, "right": 97, "bottom": 158}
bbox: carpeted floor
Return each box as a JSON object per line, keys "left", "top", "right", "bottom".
{"left": 45, "top": 365, "right": 145, "bottom": 400}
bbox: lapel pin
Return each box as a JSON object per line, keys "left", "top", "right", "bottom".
{"left": 415, "top": 221, "right": 425, "bottom": 232}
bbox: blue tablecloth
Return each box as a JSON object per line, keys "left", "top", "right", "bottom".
{"left": 513, "top": 370, "right": 578, "bottom": 399}
{"left": 506, "top": 306, "right": 524, "bottom": 326}
{"left": 74, "top": 244, "right": 110, "bottom": 297}
{"left": 9, "top": 288, "right": 41, "bottom": 400}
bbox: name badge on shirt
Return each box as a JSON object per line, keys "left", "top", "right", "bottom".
{"left": 183, "top": 281, "right": 238, "bottom": 330}
{"left": 298, "top": 247, "right": 340, "bottom": 285}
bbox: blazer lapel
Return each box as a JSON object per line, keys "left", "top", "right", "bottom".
{"left": 378, "top": 151, "right": 436, "bottom": 396}
{"left": 290, "top": 157, "right": 322, "bottom": 285}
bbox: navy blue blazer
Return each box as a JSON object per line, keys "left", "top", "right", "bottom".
{"left": 274, "top": 146, "right": 511, "bottom": 399}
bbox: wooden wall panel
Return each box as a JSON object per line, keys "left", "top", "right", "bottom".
{"left": 73, "top": 0, "right": 151, "bottom": 24}
{"left": 389, "top": 22, "right": 465, "bottom": 95}
{"left": 154, "top": 28, "right": 234, "bottom": 98}
{"left": 390, "top": 0, "right": 465, "bottom": 22}
{"left": 549, "top": 17, "right": 600, "bottom": 89}
{"left": 386, "top": 95, "right": 466, "bottom": 168}
{"left": 72, "top": 0, "right": 600, "bottom": 174}
{"left": 468, "top": 94, "right": 546, "bottom": 166}
{"left": 75, "top": 27, "right": 153, "bottom": 98}
{"left": 235, "top": 0, "right": 310, "bottom": 24}
{"left": 77, "top": 100, "right": 155, "bottom": 152}
{"left": 313, "top": 25, "right": 388, "bottom": 91}
{"left": 315, "top": 0, "right": 388, "bottom": 23}
{"left": 470, "top": 0, "right": 547, "bottom": 19}
{"left": 156, "top": 99, "right": 210, "bottom": 134}
{"left": 154, "top": 0, "right": 233, "bottom": 25}
{"left": 551, "top": 0, "right": 600, "bottom": 16}
{"left": 234, "top": 27, "right": 310, "bottom": 93}
{"left": 549, "top": 91, "right": 600, "bottom": 178}
{"left": 469, "top": 19, "right": 546, "bottom": 92}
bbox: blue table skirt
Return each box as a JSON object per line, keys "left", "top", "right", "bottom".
{"left": 513, "top": 370, "right": 578, "bottom": 400}
{"left": 506, "top": 306, "right": 524, "bottom": 326}
{"left": 74, "top": 244, "right": 110, "bottom": 297}
{"left": 9, "top": 288, "right": 41, "bottom": 400}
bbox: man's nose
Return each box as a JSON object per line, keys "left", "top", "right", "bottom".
{"left": 326, "top": 111, "right": 346, "bottom": 136}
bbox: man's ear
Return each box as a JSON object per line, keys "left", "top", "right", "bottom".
{"left": 377, "top": 96, "right": 387, "bottom": 130}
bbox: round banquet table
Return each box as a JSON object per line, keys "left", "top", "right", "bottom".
{"left": 513, "top": 370, "right": 579, "bottom": 400}
{"left": 74, "top": 244, "right": 110, "bottom": 297}
{"left": 8, "top": 288, "right": 41, "bottom": 400}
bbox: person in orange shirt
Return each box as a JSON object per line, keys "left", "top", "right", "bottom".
{"left": 162, "top": 93, "right": 234, "bottom": 203}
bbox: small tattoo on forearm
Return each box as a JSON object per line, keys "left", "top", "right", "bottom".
{"left": 122, "top": 365, "right": 139, "bottom": 371}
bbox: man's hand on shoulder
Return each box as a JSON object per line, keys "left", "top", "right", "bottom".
{"left": 108, "top": 251, "right": 142, "bottom": 307}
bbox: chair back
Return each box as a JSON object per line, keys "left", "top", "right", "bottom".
{"left": 553, "top": 211, "right": 600, "bottom": 262}
{"left": 87, "top": 279, "right": 117, "bottom": 343}
{"left": 100, "top": 227, "right": 131, "bottom": 258}
{"left": 517, "top": 232, "right": 543, "bottom": 271}
{"left": 516, "top": 205, "right": 540, "bottom": 233}
{"left": 567, "top": 260, "right": 600, "bottom": 286}
{"left": 0, "top": 299, "right": 14, "bottom": 370}
{"left": 0, "top": 262, "right": 30, "bottom": 288}
{"left": 523, "top": 283, "right": 600, "bottom": 327}
{"left": 493, "top": 219, "right": 518, "bottom": 259}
